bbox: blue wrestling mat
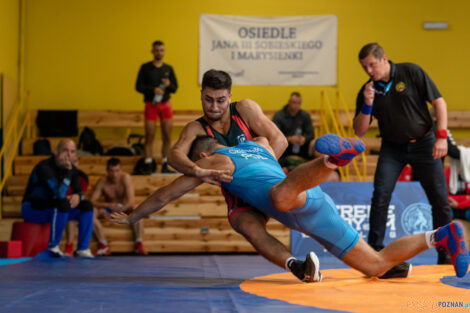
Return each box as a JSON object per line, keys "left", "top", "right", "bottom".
{"left": 0, "top": 253, "right": 468, "bottom": 313}
{"left": 0, "top": 254, "right": 341, "bottom": 313}
{"left": 0, "top": 258, "right": 31, "bottom": 266}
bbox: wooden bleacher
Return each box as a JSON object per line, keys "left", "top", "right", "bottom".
{"left": 75, "top": 109, "right": 323, "bottom": 129}
{"left": 2, "top": 172, "right": 290, "bottom": 253}
{"left": 4, "top": 106, "right": 294, "bottom": 252}
{"left": 28, "top": 109, "right": 323, "bottom": 133}
{"left": 20, "top": 137, "right": 164, "bottom": 157}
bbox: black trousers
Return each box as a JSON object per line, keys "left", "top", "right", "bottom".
{"left": 368, "top": 133, "right": 452, "bottom": 251}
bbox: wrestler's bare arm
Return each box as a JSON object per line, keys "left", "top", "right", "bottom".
{"left": 167, "top": 121, "right": 232, "bottom": 185}
{"left": 167, "top": 121, "right": 206, "bottom": 176}
{"left": 236, "top": 99, "right": 287, "bottom": 159}
{"left": 110, "top": 156, "right": 230, "bottom": 225}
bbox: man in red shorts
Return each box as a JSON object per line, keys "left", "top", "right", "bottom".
{"left": 136, "top": 40, "right": 178, "bottom": 174}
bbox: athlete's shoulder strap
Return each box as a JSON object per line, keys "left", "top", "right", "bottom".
{"left": 230, "top": 102, "right": 253, "bottom": 140}
{"left": 196, "top": 117, "right": 215, "bottom": 138}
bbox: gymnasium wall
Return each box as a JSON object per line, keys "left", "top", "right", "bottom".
{"left": 23, "top": 0, "right": 469, "bottom": 111}
{"left": 0, "top": 0, "right": 19, "bottom": 84}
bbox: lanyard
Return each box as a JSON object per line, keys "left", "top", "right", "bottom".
{"left": 374, "top": 80, "right": 393, "bottom": 95}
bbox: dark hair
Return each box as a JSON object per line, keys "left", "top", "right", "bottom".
{"left": 107, "top": 157, "right": 121, "bottom": 169}
{"left": 290, "top": 91, "right": 301, "bottom": 98}
{"left": 359, "top": 42, "right": 385, "bottom": 60}
{"left": 152, "top": 40, "right": 164, "bottom": 47}
{"left": 202, "top": 69, "right": 232, "bottom": 91}
{"left": 188, "top": 135, "right": 219, "bottom": 161}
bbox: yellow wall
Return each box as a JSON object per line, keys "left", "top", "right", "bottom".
{"left": 24, "top": 0, "right": 470, "bottom": 111}
{"left": 0, "top": 0, "right": 19, "bottom": 84}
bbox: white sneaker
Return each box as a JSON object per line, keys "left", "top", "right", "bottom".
{"left": 288, "top": 251, "right": 322, "bottom": 283}
{"left": 74, "top": 249, "right": 95, "bottom": 258}
{"left": 304, "top": 252, "right": 322, "bottom": 282}
{"left": 49, "top": 246, "right": 65, "bottom": 257}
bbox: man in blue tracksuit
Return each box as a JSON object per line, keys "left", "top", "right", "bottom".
{"left": 111, "top": 134, "right": 469, "bottom": 279}
{"left": 22, "top": 139, "right": 94, "bottom": 257}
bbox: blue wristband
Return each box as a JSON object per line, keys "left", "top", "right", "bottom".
{"left": 361, "top": 103, "right": 373, "bottom": 115}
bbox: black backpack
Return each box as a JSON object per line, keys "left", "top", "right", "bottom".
{"left": 105, "top": 134, "right": 145, "bottom": 156}
{"left": 33, "top": 139, "right": 52, "bottom": 155}
{"left": 133, "top": 157, "right": 157, "bottom": 175}
{"left": 128, "top": 134, "right": 145, "bottom": 156}
{"left": 78, "top": 127, "right": 103, "bottom": 155}
{"left": 106, "top": 146, "right": 134, "bottom": 156}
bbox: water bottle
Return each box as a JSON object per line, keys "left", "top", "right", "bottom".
{"left": 153, "top": 72, "right": 169, "bottom": 104}
{"left": 292, "top": 127, "right": 302, "bottom": 154}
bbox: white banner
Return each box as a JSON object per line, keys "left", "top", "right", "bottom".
{"left": 199, "top": 14, "right": 337, "bottom": 86}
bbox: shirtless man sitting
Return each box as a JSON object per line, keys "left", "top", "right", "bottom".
{"left": 90, "top": 157, "right": 146, "bottom": 255}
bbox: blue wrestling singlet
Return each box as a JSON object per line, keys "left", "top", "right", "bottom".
{"left": 215, "top": 141, "right": 359, "bottom": 259}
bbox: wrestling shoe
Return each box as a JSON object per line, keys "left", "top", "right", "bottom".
{"left": 49, "top": 245, "right": 65, "bottom": 257}
{"left": 64, "top": 242, "right": 74, "bottom": 257}
{"left": 134, "top": 241, "right": 148, "bottom": 255}
{"left": 435, "top": 221, "right": 469, "bottom": 277}
{"left": 288, "top": 252, "right": 322, "bottom": 282}
{"left": 95, "top": 242, "right": 111, "bottom": 256}
{"left": 314, "top": 134, "right": 365, "bottom": 166}
{"left": 379, "top": 262, "right": 412, "bottom": 279}
{"left": 74, "top": 249, "right": 95, "bottom": 258}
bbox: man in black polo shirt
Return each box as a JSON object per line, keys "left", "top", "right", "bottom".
{"left": 353, "top": 42, "right": 451, "bottom": 264}
{"left": 273, "top": 92, "right": 315, "bottom": 169}
{"left": 136, "top": 40, "right": 178, "bottom": 173}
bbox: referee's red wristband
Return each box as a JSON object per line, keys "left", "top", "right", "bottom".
{"left": 436, "top": 129, "right": 448, "bottom": 139}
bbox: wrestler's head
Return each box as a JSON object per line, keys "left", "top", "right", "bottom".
{"left": 189, "top": 135, "right": 221, "bottom": 161}
{"left": 201, "top": 70, "right": 232, "bottom": 122}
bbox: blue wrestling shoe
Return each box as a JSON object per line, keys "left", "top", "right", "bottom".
{"left": 315, "top": 134, "right": 365, "bottom": 166}
{"left": 435, "top": 221, "right": 469, "bottom": 277}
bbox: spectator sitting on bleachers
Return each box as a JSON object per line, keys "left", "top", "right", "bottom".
{"left": 90, "top": 157, "right": 147, "bottom": 255}
{"left": 21, "top": 139, "right": 94, "bottom": 258}
{"left": 272, "top": 92, "right": 315, "bottom": 170}
{"left": 273, "top": 92, "right": 340, "bottom": 181}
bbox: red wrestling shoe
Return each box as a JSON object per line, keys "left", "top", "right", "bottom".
{"left": 315, "top": 134, "right": 365, "bottom": 166}
{"left": 134, "top": 241, "right": 148, "bottom": 255}
{"left": 435, "top": 221, "right": 469, "bottom": 277}
{"left": 95, "top": 242, "right": 111, "bottom": 256}
{"left": 65, "top": 242, "right": 74, "bottom": 257}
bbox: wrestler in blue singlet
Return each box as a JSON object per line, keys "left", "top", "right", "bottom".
{"left": 215, "top": 141, "right": 359, "bottom": 259}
